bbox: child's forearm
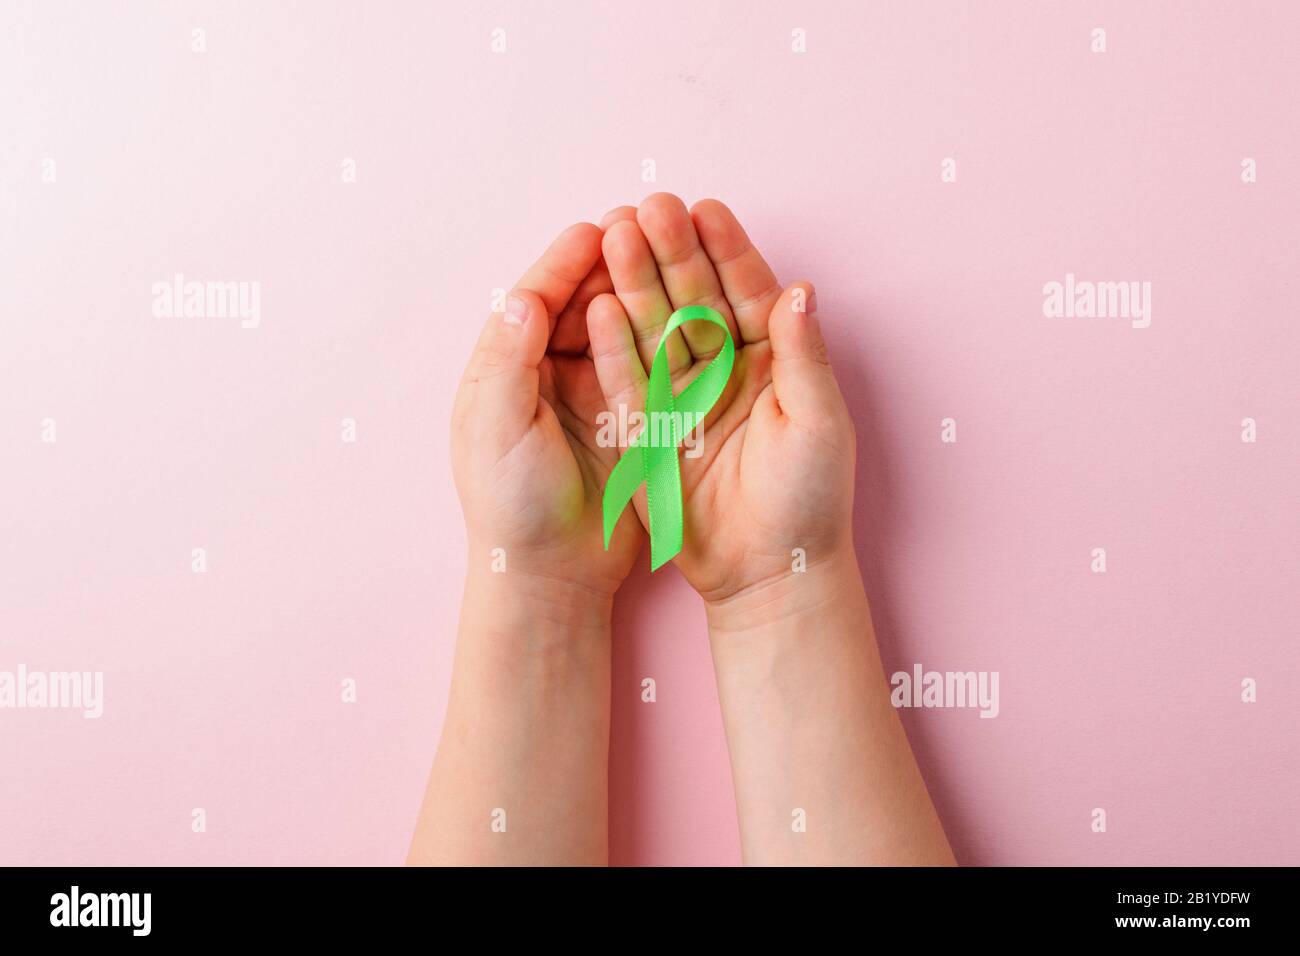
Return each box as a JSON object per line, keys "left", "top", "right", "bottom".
{"left": 407, "top": 560, "right": 613, "bottom": 865}
{"left": 705, "top": 546, "right": 955, "bottom": 866}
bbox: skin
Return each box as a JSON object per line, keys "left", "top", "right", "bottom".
{"left": 408, "top": 216, "right": 641, "bottom": 865}
{"left": 409, "top": 195, "right": 954, "bottom": 866}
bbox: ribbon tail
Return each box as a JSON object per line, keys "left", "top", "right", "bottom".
{"left": 644, "top": 428, "right": 683, "bottom": 571}
{"left": 601, "top": 443, "right": 644, "bottom": 549}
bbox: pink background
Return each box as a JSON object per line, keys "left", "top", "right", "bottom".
{"left": 2, "top": 1, "right": 1297, "bottom": 866}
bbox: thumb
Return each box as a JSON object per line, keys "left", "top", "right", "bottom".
{"left": 464, "top": 289, "right": 550, "bottom": 441}
{"left": 768, "top": 282, "right": 844, "bottom": 424}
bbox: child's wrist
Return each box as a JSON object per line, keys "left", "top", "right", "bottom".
{"left": 462, "top": 547, "right": 616, "bottom": 636}
{"left": 448, "top": 562, "right": 614, "bottom": 762}
{"left": 703, "top": 544, "right": 867, "bottom": 647}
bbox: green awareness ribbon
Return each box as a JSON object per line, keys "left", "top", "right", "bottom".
{"left": 602, "top": 305, "right": 735, "bottom": 571}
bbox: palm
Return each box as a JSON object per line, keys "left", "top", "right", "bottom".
{"left": 534, "top": 354, "right": 642, "bottom": 579}
{"left": 586, "top": 194, "right": 853, "bottom": 600}
{"left": 453, "top": 221, "right": 643, "bottom": 594}
{"left": 650, "top": 340, "right": 847, "bottom": 599}
{"left": 673, "top": 345, "right": 784, "bottom": 597}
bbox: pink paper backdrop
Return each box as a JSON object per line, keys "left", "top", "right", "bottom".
{"left": 2, "top": 1, "right": 1297, "bottom": 866}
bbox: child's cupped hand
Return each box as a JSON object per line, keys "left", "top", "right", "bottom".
{"left": 454, "top": 195, "right": 857, "bottom": 607}
{"left": 450, "top": 220, "right": 645, "bottom": 598}
{"left": 586, "top": 194, "right": 858, "bottom": 606}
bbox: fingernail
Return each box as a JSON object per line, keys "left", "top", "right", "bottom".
{"left": 504, "top": 295, "right": 528, "bottom": 325}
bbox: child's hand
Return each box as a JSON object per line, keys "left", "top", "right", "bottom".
{"left": 452, "top": 221, "right": 644, "bottom": 600}
{"left": 422, "top": 220, "right": 644, "bottom": 865}
{"left": 427, "top": 203, "right": 953, "bottom": 868}
{"left": 586, "top": 194, "right": 856, "bottom": 606}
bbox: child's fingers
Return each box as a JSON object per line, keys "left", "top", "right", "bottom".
{"left": 553, "top": 206, "right": 645, "bottom": 355}
{"left": 514, "top": 222, "right": 604, "bottom": 335}
{"left": 767, "top": 282, "right": 844, "bottom": 425}
{"left": 636, "top": 192, "right": 742, "bottom": 359}
{"left": 551, "top": 258, "right": 612, "bottom": 355}
{"left": 587, "top": 292, "right": 648, "bottom": 414}
{"left": 586, "top": 292, "right": 652, "bottom": 531}
{"left": 599, "top": 205, "right": 638, "bottom": 229}
{"left": 691, "top": 198, "right": 782, "bottom": 345}
{"left": 602, "top": 220, "right": 692, "bottom": 376}
{"left": 464, "top": 289, "right": 549, "bottom": 444}
{"left": 554, "top": 209, "right": 642, "bottom": 354}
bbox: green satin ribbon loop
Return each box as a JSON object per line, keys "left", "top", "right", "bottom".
{"left": 602, "top": 305, "right": 735, "bottom": 571}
